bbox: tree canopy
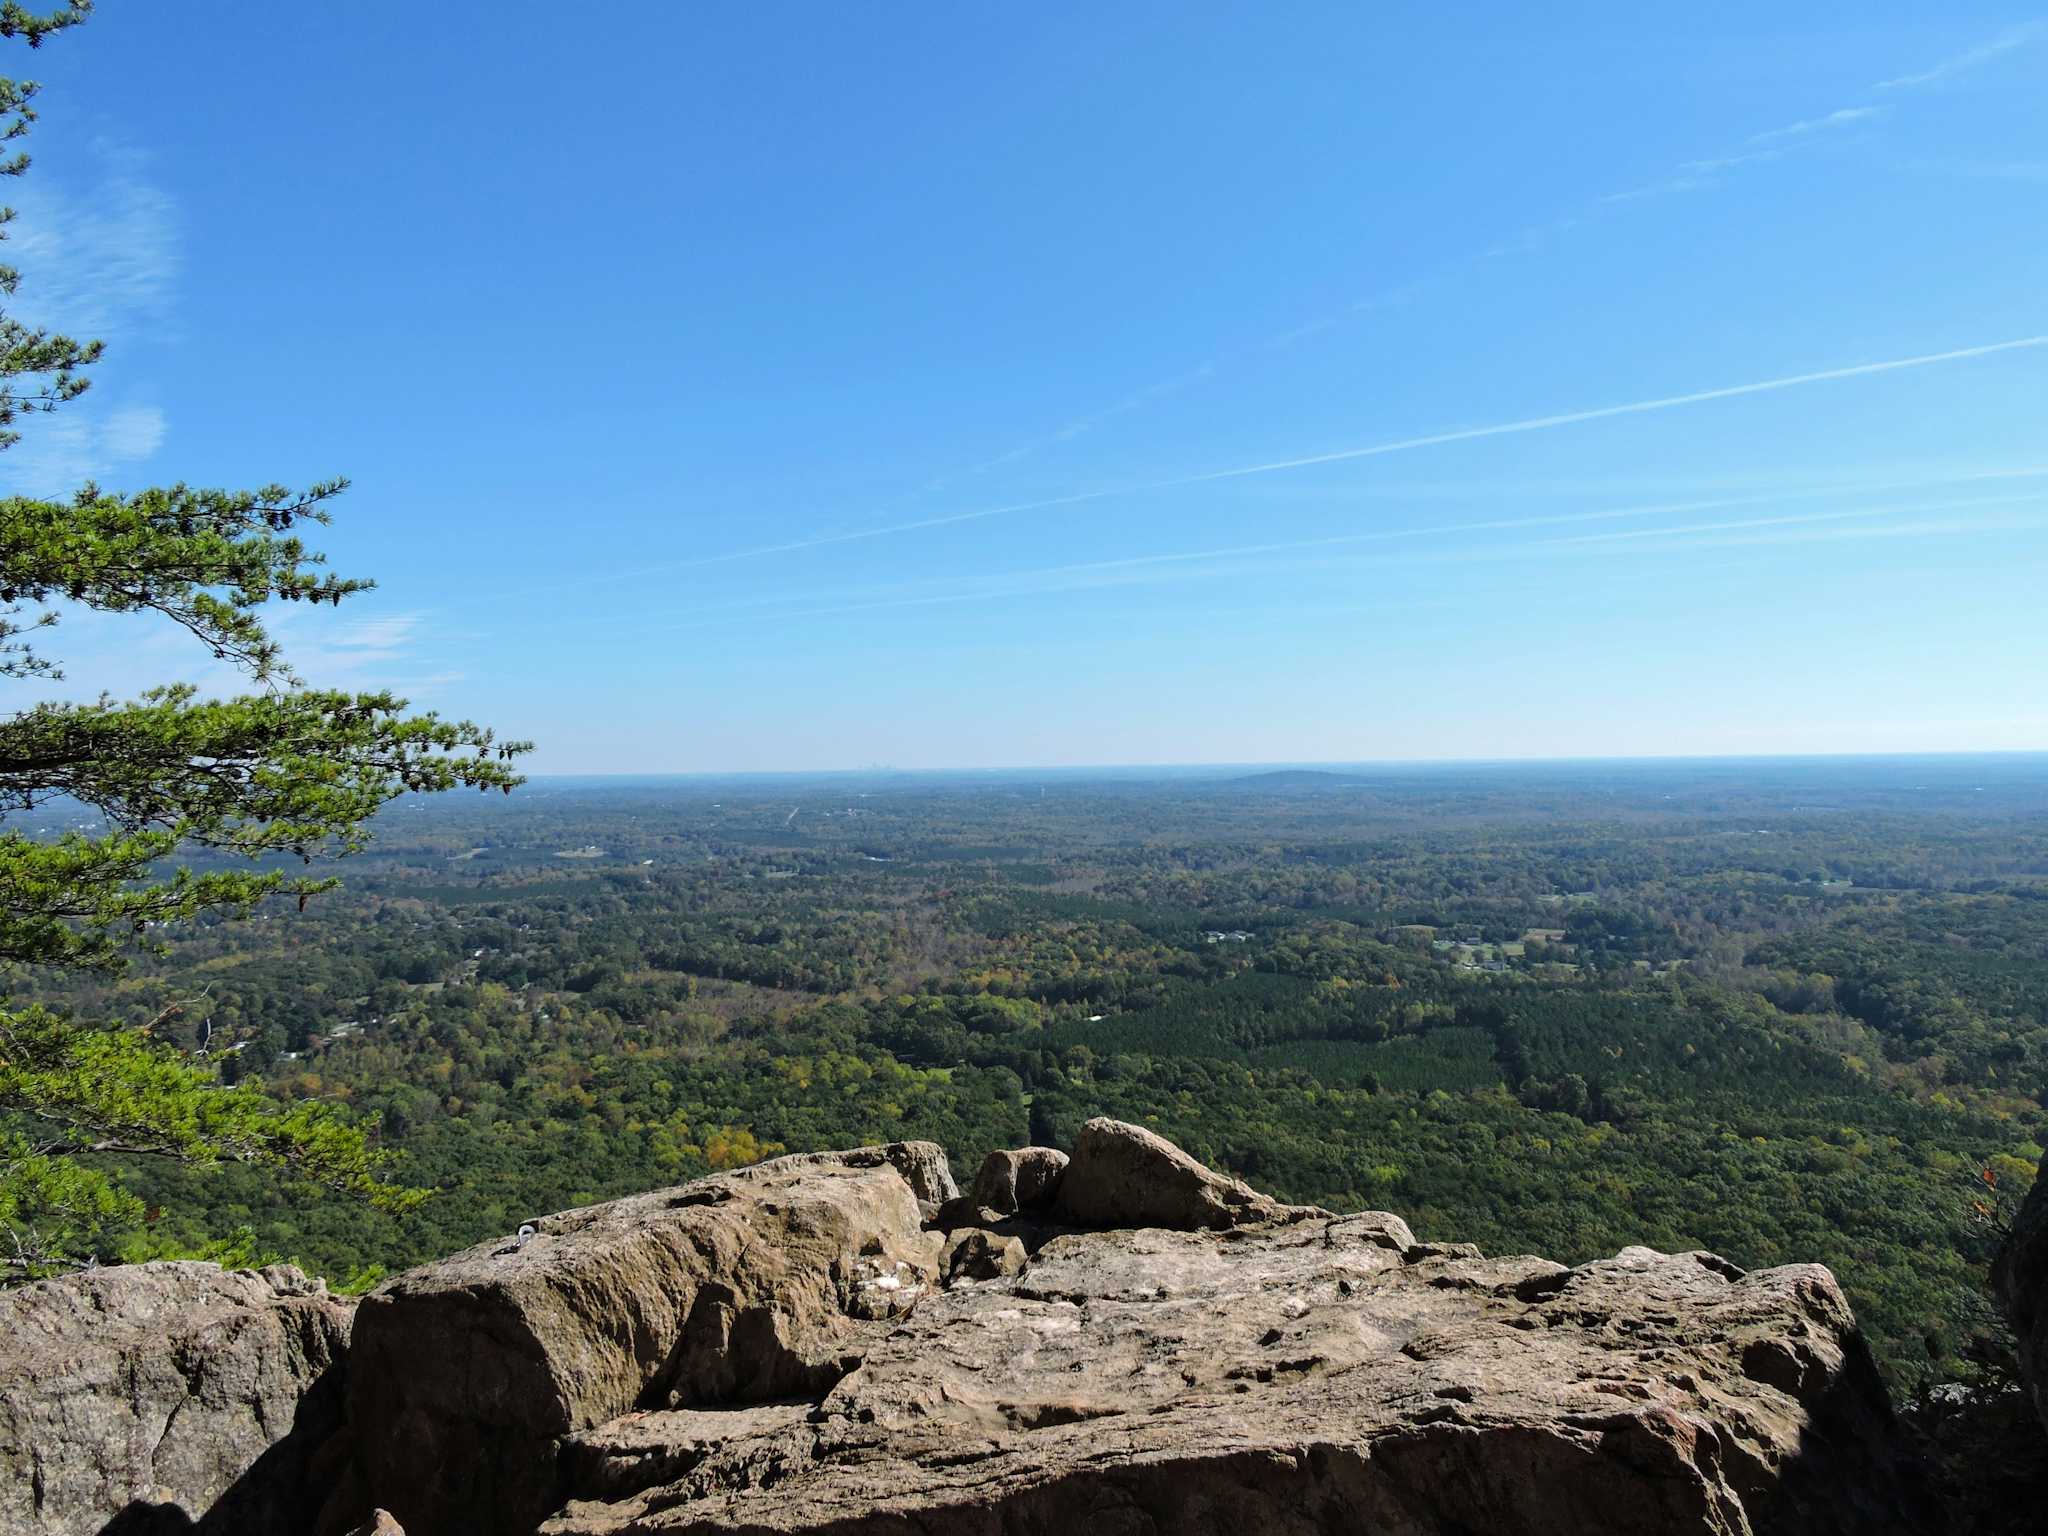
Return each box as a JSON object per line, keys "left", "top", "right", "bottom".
{"left": 0, "top": 4, "right": 527, "bottom": 1278}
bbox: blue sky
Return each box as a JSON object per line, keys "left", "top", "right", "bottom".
{"left": 5, "top": 4, "right": 2046, "bottom": 771}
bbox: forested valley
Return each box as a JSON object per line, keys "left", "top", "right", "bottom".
{"left": 20, "top": 754, "right": 2048, "bottom": 1398}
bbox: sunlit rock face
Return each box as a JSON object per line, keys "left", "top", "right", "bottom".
{"left": 347, "top": 1121, "right": 1934, "bottom": 1536}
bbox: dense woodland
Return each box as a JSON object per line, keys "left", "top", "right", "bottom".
{"left": 16, "top": 755, "right": 2048, "bottom": 1396}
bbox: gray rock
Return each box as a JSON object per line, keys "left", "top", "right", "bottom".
{"left": 970, "top": 1145, "right": 1069, "bottom": 1214}
{"left": 348, "top": 1147, "right": 938, "bottom": 1536}
{"left": 1994, "top": 1159, "right": 2048, "bottom": 1436}
{"left": 1053, "top": 1116, "right": 1327, "bottom": 1231}
{"left": 0, "top": 1260, "right": 353, "bottom": 1536}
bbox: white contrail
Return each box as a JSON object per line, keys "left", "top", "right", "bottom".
{"left": 1154, "top": 335, "right": 2048, "bottom": 490}
{"left": 515, "top": 333, "right": 2048, "bottom": 597}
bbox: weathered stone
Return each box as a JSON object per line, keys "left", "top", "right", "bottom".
{"left": 875, "top": 1140, "right": 958, "bottom": 1217}
{"left": 347, "top": 1147, "right": 937, "bottom": 1536}
{"left": 1053, "top": 1115, "right": 1327, "bottom": 1231}
{"left": 970, "top": 1145, "right": 1069, "bottom": 1214}
{"left": 0, "top": 1260, "right": 353, "bottom": 1536}
{"left": 345, "top": 1511, "right": 407, "bottom": 1536}
{"left": 942, "top": 1227, "right": 1028, "bottom": 1283}
{"left": 529, "top": 1129, "right": 1933, "bottom": 1536}
{"left": 1995, "top": 1159, "right": 2048, "bottom": 1437}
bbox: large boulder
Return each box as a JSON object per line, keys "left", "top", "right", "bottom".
{"left": 347, "top": 1144, "right": 947, "bottom": 1536}
{"left": 1053, "top": 1115, "right": 1325, "bottom": 1231}
{"left": 1994, "top": 1159, "right": 2048, "bottom": 1436}
{"left": 332, "top": 1122, "right": 1932, "bottom": 1534}
{"left": 0, "top": 1260, "right": 353, "bottom": 1536}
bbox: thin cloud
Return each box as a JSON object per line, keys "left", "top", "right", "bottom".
{"left": 1148, "top": 336, "right": 2048, "bottom": 490}
{"left": 1877, "top": 20, "right": 2048, "bottom": 90}
{"left": 1903, "top": 156, "right": 2048, "bottom": 184}
{"left": 0, "top": 140, "right": 180, "bottom": 493}
{"left": 6, "top": 144, "right": 180, "bottom": 338}
{"left": 0, "top": 403, "right": 166, "bottom": 496}
{"left": 1747, "top": 106, "right": 1886, "bottom": 147}
{"left": 967, "top": 362, "right": 1217, "bottom": 475}
{"left": 621, "top": 492, "right": 2046, "bottom": 638}
{"left": 1559, "top": 508, "right": 2048, "bottom": 557}
{"left": 507, "top": 333, "right": 2048, "bottom": 601}
{"left": 1549, "top": 490, "right": 2048, "bottom": 545}
{"left": 591, "top": 471, "right": 2048, "bottom": 637}
{"left": 1607, "top": 110, "right": 1878, "bottom": 205}
{"left": 1679, "top": 149, "right": 1785, "bottom": 176}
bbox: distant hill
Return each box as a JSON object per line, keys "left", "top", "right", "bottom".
{"left": 1226, "top": 769, "right": 1366, "bottom": 789}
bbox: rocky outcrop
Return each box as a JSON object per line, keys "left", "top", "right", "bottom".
{"left": 3, "top": 1125, "right": 1934, "bottom": 1535}
{"left": 1994, "top": 1160, "right": 2048, "bottom": 1437}
{"left": 0, "top": 1260, "right": 354, "bottom": 1536}
{"left": 343, "top": 1120, "right": 1929, "bottom": 1535}
{"left": 347, "top": 1143, "right": 947, "bottom": 1536}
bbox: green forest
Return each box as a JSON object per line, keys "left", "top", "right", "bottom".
{"left": 15, "top": 756, "right": 2045, "bottom": 1397}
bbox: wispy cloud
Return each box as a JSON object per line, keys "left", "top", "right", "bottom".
{"left": 957, "top": 283, "right": 1431, "bottom": 480}
{"left": 1747, "top": 106, "right": 1886, "bottom": 147}
{"left": 509, "top": 334, "right": 2048, "bottom": 599}
{"left": 1607, "top": 106, "right": 1883, "bottom": 205}
{"left": 609, "top": 490, "right": 2048, "bottom": 639}
{"left": 1550, "top": 506, "right": 2048, "bottom": 559}
{"left": 1678, "top": 149, "right": 1785, "bottom": 177}
{"left": 6, "top": 141, "right": 180, "bottom": 339}
{"left": 1903, "top": 156, "right": 2048, "bottom": 184}
{"left": 1093, "top": 336, "right": 2048, "bottom": 494}
{"left": 0, "top": 140, "right": 181, "bottom": 493}
{"left": 909, "top": 25, "right": 2040, "bottom": 501}
{"left": 1877, "top": 20, "right": 2048, "bottom": 90}
{"left": 1549, "top": 490, "right": 2048, "bottom": 545}
{"left": 265, "top": 609, "right": 468, "bottom": 697}
{"left": 0, "top": 403, "right": 166, "bottom": 496}
{"left": 965, "top": 362, "right": 1217, "bottom": 476}
{"left": 580, "top": 468, "right": 2048, "bottom": 638}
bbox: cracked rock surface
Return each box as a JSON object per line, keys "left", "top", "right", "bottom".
{"left": 0, "top": 1259, "right": 353, "bottom": 1536}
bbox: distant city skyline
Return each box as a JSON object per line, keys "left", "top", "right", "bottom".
{"left": 5, "top": 7, "right": 2046, "bottom": 772}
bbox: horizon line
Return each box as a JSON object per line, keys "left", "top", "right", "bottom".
{"left": 517, "top": 747, "right": 2048, "bottom": 781}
